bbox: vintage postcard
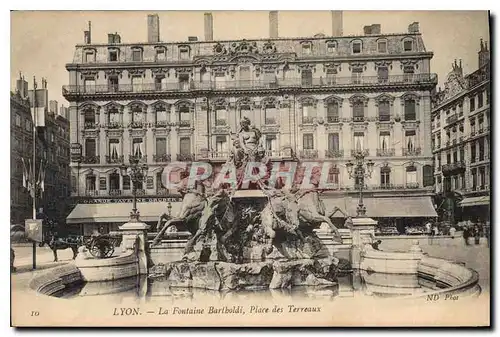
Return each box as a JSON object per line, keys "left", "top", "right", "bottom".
{"left": 10, "top": 10, "right": 491, "bottom": 327}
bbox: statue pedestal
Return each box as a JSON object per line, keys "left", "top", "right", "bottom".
{"left": 119, "top": 220, "right": 150, "bottom": 275}
{"left": 349, "top": 217, "right": 377, "bottom": 269}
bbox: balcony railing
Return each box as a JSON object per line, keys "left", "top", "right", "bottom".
{"left": 402, "top": 147, "right": 422, "bottom": 156}
{"left": 63, "top": 74, "right": 438, "bottom": 96}
{"left": 177, "top": 153, "right": 195, "bottom": 162}
{"left": 406, "top": 183, "right": 420, "bottom": 189}
{"left": 326, "top": 116, "right": 340, "bottom": 123}
{"left": 299, "top": 149, "right": 318, "bottom": 159}
{"left": 155, "top": 120, "right": 169, "bottom": 128}
{"left": 84, "top": 121, "right": 98, "bottom": 129}
{"left": 108, "top": 189, "right": 122, "bottom": 196}
{"left": 179, "top": 120, "right": 191, "bottom": 127}
{"left": 85, "top": 190, "right": 99, "bottom": 197}
{"left": 351, "top": 149, "right": 370, "bottom": 157}
{"left": 153, "top": 153, "right": 172, "bottom": 163}
{"left": 325, "top": 149, "right": 344, "bottom": 158}
{"left": 81, "top": 155, "right": 100, "bottom": 164}
{"left": 352, "top": 116, "right": 365, "bottom": 122}
{"left": 301, "top": 116, "right": 315, "bottom": 124}
{"left": 376, "top": 148, "right": 395, "bottom": 157}
{"left": 106, "top": 155, "right": 124, "bottom": 164}
{"left": 441, "top": 161, "right": 466, "bottom": 175}
{"left": 106, "top": 122, "right": 122, "bottom": 129}
{"left": 128, "top": 121, "right": 145, "bottom": 129}
{"left": 129, "top": 155, "right": 147, "bottom": 163}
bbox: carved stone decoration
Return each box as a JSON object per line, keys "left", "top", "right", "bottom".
{"left": 128, "top": 129, "right": 147, "bottom": 137}
{"left": 105, "top": 129, "right": 124, "bottom": 137}
{"left": 236, "top": 97, "right": 255, "bottom": 109}
{"left": 299, "top": 124, "right": 317, "bottom": 132}
{"left": 261, "top": 125, "right": 280, "bottom": 133}
{"left": 323, "top": 95, "right": 343, "bottom": 108}
{"left": 298, "top": 96, "right": 318, "bottom": 109}
{"left": 297, "top": 63, "right": 316, "bottom": 73}
{"left": 261, "top": 97, "right": 279, "bottom": 108}
{"left": 400, "top": 59, "right": 419, "bottom": 69}
{"left": 175, "top": 67, "right": 193, "bottom": 78}
{"left": 229, "top": 40, "right": 259, "bottom": 55}
{"left": 348, "top": 94, "right": 369, "bottom": 107}
{"left": 374, "top": 60, "right": 393, "bottom": 70}
{"left": 348, "top": 62, "right": 367, "bottom": 71}
{"left": 80, "top": 69, "right": 99, "bottom": 79}
{"left": 212, "top": 97, "right": 229, "bottom": 109}
{"left": 127, "top": 68, "right": 146, "bottom": 78}
{"left": 128, "top": 102, "right": 147, "bottom": 113}
{"left": 374, "top": 94, "right": 395, "bottom": 106}
{"left": 325, "top": 123, "right": 343, "bottom": 132}
{"left": 79, "top": 103, "right": 101, "bottom": 114}
{"left": 151, "top": 68, "right": 170, "bottom": 77}
{"left": 213, "top": 42, "right": 228, "bottom": 55}
{"left": 211, "top": 65, "right": 228, "bottom": 75}
{"left": 376, "top": 122, "right": 394, "bottom": 131}
{"left": 152, "top": 101, "right": 170, "bottom": 112}
{"left": 323, "top": 62, "right": 342, "bottom": 73}
{"left": 262, "top": 40, "right": 277, "bottom": 54}
{"left": 152, "top": 128, "right": 170, "bottom": 136}
{"left": 229, "top": 65, "right": 236, "bottom": 79}
{"left": 350, "top": 123, "right": 368, "bottom": 132}
{"left": 103, "top": 102, "right": 124, "bottom": 114}
{"left": 83, "top": 130, "right": 99, "bottom": 138}
{"left": 279, "top": 101, "right": 290, "bottom": 109}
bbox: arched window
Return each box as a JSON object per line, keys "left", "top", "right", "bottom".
{"left": 83, "top": 108, "right": 96, "bottom": 129}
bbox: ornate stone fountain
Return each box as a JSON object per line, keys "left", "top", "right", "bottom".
{"left": 149, "top": 117, "right": 346, "bottom": 290}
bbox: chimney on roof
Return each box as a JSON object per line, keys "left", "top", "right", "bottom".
{"left": 16, "top": 72, "right": 28, "bottom": 98}
{"left": 108, "top": 33, "right": 121, "bottom": 44}
{"left": 478, "top": 38, "right": 490, "bottom": 68}
{"left": 269, "top": 11, "right": 278, "bottom": 38}
{"left": 84, "top": 21, "right": 92, "bottom": 44}
{"left": 147, "top": 14, "right": 160, "bottom": 43}
{"left": 408, "top": 22, "right": 420, "bottom": 33}
{"left": 331, "top": 11, "right": 343, "bottom": 36}
{"left": 204, "top": 13, "right": 213, "bottom": 41}
{"left": 364, "top": 24, "right": 381, "bottom": 35}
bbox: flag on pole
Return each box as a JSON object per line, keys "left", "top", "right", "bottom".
{"left": 37, "top": 158, "right": 45, "bottom": 194}
{"left": 21, "top": 158, "right": 28, "bottom": 189}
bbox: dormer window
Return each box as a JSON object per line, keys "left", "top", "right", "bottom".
{"left": 352, "top": 40, "right": 362, "bottom": 54}
{"left": 302, "top": 42, "right": 312, "bottom": 55}
{"left": 179, "top": 46, "right": 190, "bottom": 60}
{"left": 131, "top": 48, "right": 143, "bottom": 62}
{"left": 377, "top": 40, "right": 387, "bottom": 53}
{"left": 109, "top": 49, "right": 118, "bottom": 62}
{"left": 156, "top": 48, "right": 165, "bottom": 61}
{"left": 326, "top": 41, "right": 337, "bottom": 53}
{"left": 84, "top": 50, "right": 96, "bottom": 63}
{"left": 403, "top": 39, "right": 414, "bottom": 52}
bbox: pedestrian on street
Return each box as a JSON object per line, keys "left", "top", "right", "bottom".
{"left": 449, "top": 226, "right": 456, "bottom": 239}
{"left": 474, "top": 225, "right": 481, "bottom": 245}
{"left": 463, "top": 226, "right": 470, "bottom": 246}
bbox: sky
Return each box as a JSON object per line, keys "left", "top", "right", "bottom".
{"left": 10, "top": 10, "right": 490, "bottom": 107}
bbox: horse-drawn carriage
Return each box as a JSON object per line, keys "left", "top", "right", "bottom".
{"left": 82, "top": 233, "right": 122, "bottom": 259}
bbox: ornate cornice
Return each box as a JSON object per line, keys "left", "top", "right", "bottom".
{"left": 323, "top": 62, "right": 342, "bottom": 73}
{"left": 374, "top": 60, "right": 393, "bottom": 70}
{"left": 174, "top": 67, "right": 193, "bottom": 77}
{"left": 349, "top": 94, "right": 369, "bottom": 107}
{"left": 348, "top": 62, "right": 367, "bottom": 71}
{"left": 80, "top": 69, "right": 99, "bottom": 78}
{"left": 104, "top": 69, "right": 123, "bottom": 79}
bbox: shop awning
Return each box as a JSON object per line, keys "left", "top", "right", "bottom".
{"left": 66, "top": 202, "right": 183, "bottom": 224}
{"left": 324, "top": 196, "right": 437, "bottom": 218}
{"left": 458, "top": 196, "right": 490, "bottom": 207}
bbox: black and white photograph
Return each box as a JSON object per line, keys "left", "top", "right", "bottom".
{"left": 9, "top": 10, "right": 491, "bottom": 327}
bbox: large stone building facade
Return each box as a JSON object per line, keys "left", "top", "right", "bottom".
{"left": 64, "top": 12, "right": 438, "bottom": 235}
{"left": 431, "top": 40, "right": 490, "bottom": 223}
{"left": 10, "top": 75, "right": 71, "bottom": 224}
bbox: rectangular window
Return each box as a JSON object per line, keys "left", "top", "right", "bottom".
{"left": 404, "top": 99, "right": 416, "bottom": 121}
{"left": 215, "top": 108, "right": 227, "bottom": 126}
{"left": 471, "top": 168, "right": 477, "bottom": 190}
{"left": 132, "top": 50, "right": 142, "bottom": 62}
{"left": 353, "top": 102, "right": 364, "bottom": 121}
{"left": 131, "top": 76, "right": 142, "bottom": 92}
{"left": 478, "top": 117, "right": 484, "bottom": 132}
{"left": 403, "top": 40, "right": 413, "bottom": 51}
{"left": 377, "top": 67, "right": 389, "bottom": 83}
{"left": 469, "top": 96, "right": 475, "bottom": 111}
{"left": 123, "top": 176, "right": 131, "bottom": 190}
{"left": 446, "top": 152, "right": 451, "bottom": 164}
{"left": 479, "top": 167, "right": 485, "bottom": 189}
{"left": 108, "top": 76, "right": 119, "bottom": 92}
{"left": 156, "top": 109, "right": 168, "bottom": 124}
{"left": 85, "top": 138, "right": 96, "bottom": 157}
{"left": 84, "top": 79, "right": 96, "bottom": 93}
{"left": 325, "top": 70, "right": 337, "bottom": 85}
{"left": 470, "top": 141, "right": 476, "bottom": 163}
{"left": 453, "top": 151, "right": 458, "bottom": 163}
{"left": 265, "top": 105, "right": 278, "bottom": 125}
{"left": 179, "top": 48, "right": 189, "bottom": 60}
{"left": 84, "top": 52, "right": 95, "bottom": 63}
{"left": 380, "top": 170, "right": 390, "bottom": 186}
{"left": 377, "top": 40, "right": 387, "bottom": 53}
{"left": 406, "top": 167, "right": 417, "bottom": 184}
{"left": 109, "top": 139, "right": 120, "bottom": 160}
{"left": 302, "top": 104, "right": 315, "bottom": 123}
{"left": 354, "top": 132, "right": 364, "bottom": 151}
{"left": 327, "top": 42, "right": 336, "bottom": 53}
{"left": 179, "top": 107, "right": 190, "bottom": 125}
{"left": 303, "top": 134, "right": 314, "bottom": 150}
{"left": 479, "top": 139, "right": 485, "bottom": 161}
{"left": 378, "top": 101, "right": 390, "bottom": 121}
{"left": 328, "top": 133, "right": 339, "bottom": 152}
{"left": 132, "top": 138, "right": 144, "bottom": 158}
{"left": 379, "top": 131, "right": 390, "bottom": 150}
{"left": 265, "top": 135, "right": 277, "bottom": 152}
{"left": 156, "top": 48, "right": 165, "bottom": 61}
{"left": 478, "top": 92, "right": 484, "bottom": 108}
{"left": 351, "top": 67, "right": 363, "bottom": 84}
{"left": 301, "top": 70, "right": 313, "bottom": 86}
{"left": 15, "top": 114, "right": 21, "bottom": 127}
{"left": 302, "top": 44, "right": 312, "bottom": 55}
{"left": 405, "top": 130, "right": 416, "bottom": 152}
{"left": 326, "top": 102, "right": 339, "bottom": 122}
{"left": 85, "top": 175, "right": 96, "bottom": 191}
{"left": 179, "top": 137, "right": 191, "bottom": 155}
{"left": 263, "top": 71, "right": 276, "bottom": 87}
{"left": 239, "top": 66, "right": 251, "bottom": 86}
{"left": 156, "top": 138, "right": 167, "bottom": 157}
{"left": 99, "top": 177, "right": 107, "bottom": 191}
{"left": 403, "top": 66, "right": 414, "bottom": 82}
{"left": 352, "top": 42, "right": 361, "bottom": 54}
{"left": 109, "top": 50, "right": 118, "bottom": 62}
{"left": 215, "top": 73, "right": 225, "bottom": 89}
{"left": 215, "top": 136, "right": 228, "bottom": 154}
{"left": 179, "top": 74, "right": 190, "bottom": 91}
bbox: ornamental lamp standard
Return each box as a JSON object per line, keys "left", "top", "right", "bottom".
{"left": 346, "top": 151, "right": 375, "bottom": 217}
{"left": 119, "top": 157, "right": 148, "bottom": 221}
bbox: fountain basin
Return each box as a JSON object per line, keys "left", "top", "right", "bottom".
{"left": 75, "top": 249, "right": 138, "bottom": 282}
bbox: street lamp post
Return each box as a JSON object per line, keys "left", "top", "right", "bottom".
{"left": 120, "top": 157, "right": 148, "bottom": 221}
{"left": 346, "top": 151, "right": 375, "bottom": 217}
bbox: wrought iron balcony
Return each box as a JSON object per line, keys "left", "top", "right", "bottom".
{"left": 81, "top": 155, "right": 100, "bottom": 164}
{"left": 153, "top": 153, "right": 172, "bottom": 163}
{"left": 301, "top": 116, "right": 315, "bottom": 124}
{"left": 106, "top": 155, "right": 124, "bottom": 164}
{"left": 265, "top": 150, "right": 282, "bottom": 158}
{"left": 85, "top": 190, "right": 99, "bottom": 197}
{"left": 155, "top": 120, "right": 169, "bottom": 128}
{"left": 352, "top": 116, "right": 365, "bottom": 122}
{"left": 405, "top": 183, "right": 420, "bottom": 189}
{"left": 84, "top": 122, "right": 98, "bottom": 129}
{"left": 377, "top": 115, "right": 391, "bottom": 122}
{"left": 106, "top": 122, "right": 122, "bottom": 129}
{"left": 326, "top": 116, "right": 340, "bottom": 123}
{"left": 108, "top": 189, "right": 122, "bottom": 196}
{"left": 179, "top": 120, "right": 191, "bottom": 127}
{"left": 129, "top": 155, "right": 147, "bottom": 163}
{"left": 325, "top": 149, "right": 344, "bottom": 158}
{"left": 351, "top": 149, "right": 369, "bottom": 157}
{"left": 177, "top": 153, "right": 195, "bottom": 162}
{"left": 402, "top": 147, "right": 422, "bottom": 156}
{"left": 63, "top": 73, "right": 438, "bottom": 98}
{"left": 129, "top": 121, "right": 145, "bottom": 129}
{"left": 376, "top": 148, "right": 395, "bottom": 157}
{"left": 299, "top": 149, "right": 318, "bottom": 159}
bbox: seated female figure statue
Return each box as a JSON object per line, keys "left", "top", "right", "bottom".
{"left": 238, "top": 117, "right": 266, "bottom": 162}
